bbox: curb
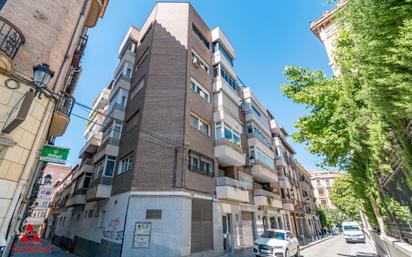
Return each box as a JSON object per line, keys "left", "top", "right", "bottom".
{"left": 301, "top": 235, "right": 334, "bottom": 250}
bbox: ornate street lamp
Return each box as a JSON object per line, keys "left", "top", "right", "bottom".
{"left": 32, "top": 63, "right": 55, "bottom": 98}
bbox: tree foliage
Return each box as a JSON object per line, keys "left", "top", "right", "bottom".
{"left": 318, "top": 206, "right": 346, "bottom": 228}
{"left": 329, "top": 175, "right": 360, "bottom": 220}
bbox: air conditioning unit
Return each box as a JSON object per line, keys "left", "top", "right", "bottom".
{"left": 247, "top": 158, "right": 255, "bottom": 167}
{"left": 192, "top": 57, "right": 200, "bottom": 68}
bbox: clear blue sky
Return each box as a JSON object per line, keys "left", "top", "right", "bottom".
{"left": 56, "top": 0, "right": 335, "bottom": 170}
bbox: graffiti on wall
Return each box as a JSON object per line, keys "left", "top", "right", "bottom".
{"left": 103, "top": 218, "right": 124, "bottom": 241}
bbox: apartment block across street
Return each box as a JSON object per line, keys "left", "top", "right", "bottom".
{"left": 45, "top": 2, "right": 322, "bottom": 257}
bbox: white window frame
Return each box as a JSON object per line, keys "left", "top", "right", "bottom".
{"left": 191, "top": 49, "right": 209, "bottom": 73}
{"left": 118, "top": 154, "right": 133, "bottom": 174}
{"left": 189, "top": 113, "right": 210, "bottom": 136}
{"left": 191, "top": 78, "right": 210, "bottom": 103}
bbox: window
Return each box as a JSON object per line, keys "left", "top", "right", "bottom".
{"left": 0, "top": 0, "right": 6, "bottom": 10}
{"left": 131, "top": 78, "right": 145, "bottom": 99}
{"left": 251, "top": 105, "right": 261, "bottom": 117}
{"left": 247, "top": 124, "right": 271, "bottom": 146}
{"left": 189, "top": 114, "right": 209, "bottom": 136}
{"left": 191, "top": 50, "right": 209, "bottom": 73}
{"left": 316, "top": 180, "right": 321, "bottom": 186}
{"left": 98, "top": 210, "right": 106, "bottom": 228}
{"left": 249, "top": 146, "right": 274, "bottom": 169}
{"left": 325, "top": 179, "right": 330, "bottom": 187}
{"left": 216, "top": 65, "right": 237, "bottom": 91}
{"left": 188, "top": 151, "right": 214, "bottom": 176}
{"left": 104, "top": 156, "right": 116, "bottom": 177}
{"left": 88, "top": 209, "right": 94, "bottom": 218}
{"left": 113, "top": 122, "right": 122, "bottom": 140}
{"left": 95, "top": 161, "right": 104, "bottom": 178}
{"left": 191, "top": 78, "right": 210, "bottom": 102}
{"left": 320, "top": 199, "right": 327, "bottom": 206}
{"left": 192, "top": 24, "right": 210, "bottom": 49}
{"left": 83, "top": 173, "right": 92, "bottom": 188}
{"left": 140, "top": 23, "right": 152, "bottom": 44}
{"left": 118, "top": 154, "right": 133, "bottom": 174}
{"left": 318, "top": 188, "right": 325, "bottom": 196}
{"left": 215, "top": 121, "right": 241, "bottom": 145}
{"left": 213, "top": 41, "right": 234, "bottom": 66}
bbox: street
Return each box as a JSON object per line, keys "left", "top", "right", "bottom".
{"left": 301, "top": 235, "right": 376, "bottom": 257}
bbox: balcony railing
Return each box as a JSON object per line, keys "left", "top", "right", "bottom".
{"left": 0, "top": 17, "right": 25, "bottom": 60}
{"left": 254, "top": 189, "right": 280, "bottom": 200}
{"left": 90, "top": 176, "right": 113, "bottom": 187}
{"left": 55, "top": 94, "right": 75, "bottom": 116}
{"left": 216, "top": 176, "right": 252, "bottom": 190}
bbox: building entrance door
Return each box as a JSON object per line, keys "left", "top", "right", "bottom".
{"left": 222, "top": 215, "right": 232, "bottom": 253}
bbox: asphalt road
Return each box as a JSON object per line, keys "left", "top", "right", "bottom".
{"left": 301, "top": 235, "right": 377, "bottom": 257}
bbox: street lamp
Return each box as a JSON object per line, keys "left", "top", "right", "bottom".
{"left": 33, "top": 63, "right": 54, "bottom": 88}
{"left": 32, "top": 63, "right": 55, "bottom": 98}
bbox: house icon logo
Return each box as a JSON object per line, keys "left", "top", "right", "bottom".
{"left": 20, "top": 224, "right": 40, "bottom": 243}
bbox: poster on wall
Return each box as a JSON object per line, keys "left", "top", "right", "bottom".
{"left": 133, "top": 222, "right": 151, "bottom": 248}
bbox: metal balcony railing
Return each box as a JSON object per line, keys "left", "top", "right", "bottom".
{"left": 0, "top": 17, "right": 25, "bottom": 59}
{"left": 55, "top": 94, "right": 75, "bottom": 116}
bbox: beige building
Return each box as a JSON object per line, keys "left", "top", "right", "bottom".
{"left": 0, "top": 0, "right": 108, "bottom": 255}
{"left": 309, "top": 170, "right": 341, "bottom": 209}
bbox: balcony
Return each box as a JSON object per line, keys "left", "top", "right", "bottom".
{"left": 282, "top": 199, "right": 295, "bottom": 211}
{"left": 279, "top": 175, "right": 292, "bottom": 189}
{"left": 254, "top": 189, "right": 282, "bottom": 208}
{"left": 49, "top": 94, "right": 74, "bottom": 137}
{"left": 85, "top": 0, "right": 105, "bottom": 28}
{"left": 0, "top": 17, "right": 25, "bottom": 71}
{"left": 215, "top": 139, "right": 246, "bottom": 167}
{"left": 275, "top": 155, "right": 287, "bottom": 168}
{"left": 93, "top": 138, "right": 119, "bottom": 162}
{"left": 65, "top": 189, "right": 87, "bottom": 207}
{"left": 86, "top": 176, "right": 112, "bottom": 201}
{"left": 79, "top": 133, "right": 102, "bottom": 157}
{"left": 75, "top": 160, "right": 94, "bottom": 177}
{"left": 212, "top": 52, "right": 236, "bottom": 79}
{"left": 103, "top": 103, "right": 126, "bottom": 127}
{"left": 245, "top": 110, "right": 271, "bottom": 137}
{"left": 216, "top": 176, "right": 250, "bottom": 203}
{"left": 251, "top": 159, "right": 277, "bottom": 183}
{"left": 213, "top": 76, "right": 241, "bottom": 104}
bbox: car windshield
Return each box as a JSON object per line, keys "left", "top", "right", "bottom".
{"left": 260, "top": 231, "right": 285, "bottom": 240}
{"left": 344, "top": 225, "right": 360, "bottom": 231}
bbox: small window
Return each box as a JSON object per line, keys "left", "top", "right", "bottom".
{"left": 192, "top": 24, "right": 210, "bottom": 49}
{"left": 191, "top": 50, "right": 209, "bottom": 73}
{"left": 191, "top": 78, "right": 210, "bottom": 102}
{"left": 189, "top": 114, "right": 209, "bottom": 136}
{"left": 131, "top": 78, "right": 145, "bottom": 99}
{"left": 88, "top": 209, "right": 94, "bottom": 218}
{"left": 0, "top": 0, "right": 6, "bottom": 10}
{"left": 146, "top": 209, "right": 162, "bottom": 219}
{"left": 104, "top": 156, "right": 116, "bottom": 177}
{"left": 118, "top": 154, "right": 133, "bottom": 174}
{"left": 98, "top": 210, "right": 106, "bottom": 227}
{"left": 188, "top": 150, "right": 214, "bottom": 176}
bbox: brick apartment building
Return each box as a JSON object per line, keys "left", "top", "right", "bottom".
{"left": 49, "top": 2, "right": 321, "bottom": 257}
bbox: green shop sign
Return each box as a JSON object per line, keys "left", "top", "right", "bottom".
{"left": 40, "top": 145, "right": 69, "bottom": 164}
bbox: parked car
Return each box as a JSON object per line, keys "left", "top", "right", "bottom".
{"left": 342, "top": 221, "right": 365, "bottom": 243}
{"left": 253, "top": 229, "right": 300, "bottom": 257}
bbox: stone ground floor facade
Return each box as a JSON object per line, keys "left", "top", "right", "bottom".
{"left": 48, "top": 191, "right": 321, "bottom": 257}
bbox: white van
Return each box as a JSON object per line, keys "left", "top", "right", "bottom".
{"left": 342, "top": 221, "right": 365, "bottom": 243}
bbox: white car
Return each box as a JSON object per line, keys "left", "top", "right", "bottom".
{"left": 342, "top": 221, "right": 365, "bottom": 243}
{"left": 253, "top": 229, "right": 300, "bottom": 257}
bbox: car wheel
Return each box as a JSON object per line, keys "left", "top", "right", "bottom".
{"left": 295, "top": 247, "right": 300, "bottom": 257}
{"left": 285, "top": 249, "right": 290, "bottom": 257}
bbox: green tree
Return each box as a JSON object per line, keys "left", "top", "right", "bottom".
{"left": 318, "top": 206, "right": 346, "bottom": 228}
{"left": 329, "top": 175, "right": 360, "bottom": 220}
